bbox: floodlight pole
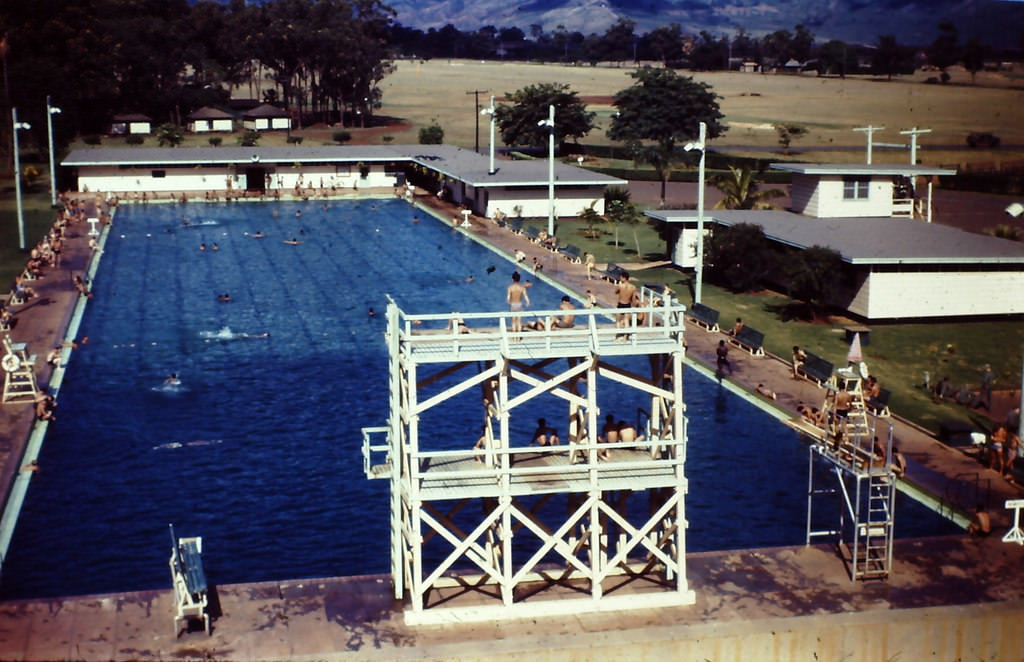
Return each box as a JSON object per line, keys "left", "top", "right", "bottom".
{"left": 538, "top": 105, "right": 555, "bottom": 237}
{"left": 481, "top": 96, "right": 496, "bottom": 175}
{"left": 46, "top": 95, "right": 62, "bottom": 208}
{"left": 684, "top": 122, "right": 707, "bottom": 305}
{"left": 12, "top": 107, "right": 31, "bottom": 251}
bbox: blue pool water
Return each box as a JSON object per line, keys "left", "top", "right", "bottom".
{"left": 1, "top": 199, "right": 958, "bottom": 599}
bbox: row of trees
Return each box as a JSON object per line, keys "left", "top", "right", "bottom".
{"left": 387, "top": 18, "right": 1004, "bottom": 80}
{"left": 0, "top": 0, "right": 394, "bottom": 148}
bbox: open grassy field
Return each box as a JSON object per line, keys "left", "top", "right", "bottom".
{"left": 66, "top": 59, "right": 1024, "bottom": 170}
{"left": 371, "top": 60, "right": 1024, "bottom": 167}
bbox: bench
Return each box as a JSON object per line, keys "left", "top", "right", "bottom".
{"left": 524, "top": 226, "right": 542, "bottom": 242}
{"left": 686, "top": 303, "right": 720, "bottom": 332}
{"left": 169, "top": 524, "right": 210, "bottom": 636}
{"left": 867, "top": 388, "right": 891, "bottom": 418}
{"left": 728, "top": 325, "right": 765, "bottom": 357}
{"left": 797, "top": 352, "right": 834, "bottom": 386}
{"left": 508, "top": 218, "right": 523, "bottom": 234}
{"left": 600, "top": 262, "right": 628, "bottom": 282}
{"left": 559, "top": 243, "right": 582, "bottom": 263}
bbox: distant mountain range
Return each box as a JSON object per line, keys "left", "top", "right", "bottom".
{"left": 385, "top": 0, "right": 1024, "bottom": 48}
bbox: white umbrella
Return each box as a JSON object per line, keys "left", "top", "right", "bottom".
{"left": 846, "top": 332, "right": 863, "bottom": 364}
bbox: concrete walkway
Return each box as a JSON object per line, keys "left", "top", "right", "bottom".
{"left": 0, "top": 190, "right": 1022, "bottom": 660}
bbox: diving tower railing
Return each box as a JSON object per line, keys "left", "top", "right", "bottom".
{"left": 363, "top": 296, "right": 693, "bottom": 623}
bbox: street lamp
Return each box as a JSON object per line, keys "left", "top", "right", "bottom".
{"left": 683, "top": 121, "right": 707, "bottom": 305}
{"left": 537, "top": 104, "right": 555, "bottom": 237}
{"left": 12, "top": 108, "right": 31, "bottom": 251}
{"left": 481, "top": 95, "right": 496, "bottom": 175}
{"left": 46, "top": 95, "right": 62, "bottom": 208}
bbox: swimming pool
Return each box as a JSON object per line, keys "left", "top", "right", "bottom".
{"left": 0, "top": 199, "right": 958, "bottom": 599}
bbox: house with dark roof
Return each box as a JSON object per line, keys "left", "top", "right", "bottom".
{"left": 187, "top": 107, "right": 234, "bottom": 133}
{"left": 242, "top": 104, "right": 291, "bottom": 131}
{"left": 648, "top": 163, "right": 1024, "bottom": 320}
{"left": 110, "top": 114, "right": 153, "bottom": 136}
{"left": 61, "top": 145, "right": 625, "bottom": 219}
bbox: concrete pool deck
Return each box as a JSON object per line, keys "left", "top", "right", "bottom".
{"left": 0, "top": 190, "right": 1022, "bottom": 660}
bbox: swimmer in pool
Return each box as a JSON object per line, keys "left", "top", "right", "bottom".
{"left": 164, "top": 372, "right": 181, "bottom": 386}
{"left": 251, "top": 231, "right": 265, "bottom": 238}
{"left": 217, "top": 293, "right": 232, "bottom": 302}
{"left": 284, "top": 238, "right": 302, "bottom": 245}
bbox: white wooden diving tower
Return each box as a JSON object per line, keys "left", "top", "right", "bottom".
{"left": 804, "top": 367, "right": 896, "bottom": 581}
{"left": 362, "top": 294, "right": 695, "bottom": 623}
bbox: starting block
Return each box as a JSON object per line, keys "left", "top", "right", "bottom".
{"left": 87, "top": 217, "right": 100, "bottom": 237}
{"left": 1002, "top": 499, "right": 1024, "bottom": 545}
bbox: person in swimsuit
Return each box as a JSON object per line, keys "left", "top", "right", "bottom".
{"left": 506, "top": 271, "right": 530, "bottom": 336}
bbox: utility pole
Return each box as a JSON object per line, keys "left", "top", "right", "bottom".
{"left": 853, "top": 125, "right": 885, "bottom": 164}
{"left": 900, "top": 127, "right": 932, "bottom": 165}
{"left": 466, "top": 89, "right": 489, "bottom": 153}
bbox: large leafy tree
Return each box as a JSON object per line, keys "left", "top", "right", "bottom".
{"left": 872, "top": 35, "right": 914, "bottom": 80}
{"left": 494, "top": 83, "right": 595, "bottom": 148}
{"left": 713, "top": 167, "right": 784, "bottom": 210}
{"left": 607, "top": 68, "right": 725, "bottom": 206}
{"left": 784, "top": 245, "right": 844, "bottom": 319}
{"left": 927, "top": 21, "right": 959, "bottom": 81}
{"left": 705, "top": 223, "right": 773, "bottom": 293}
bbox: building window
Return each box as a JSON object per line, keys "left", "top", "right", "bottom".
{"left": 151, "top": 170, "right": 166, "bottom": 178}
{"left": 843, "top": 176, "right": 869, "bottom": 200}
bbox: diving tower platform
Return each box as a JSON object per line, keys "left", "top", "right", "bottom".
{"left": 801, "top": 367, "right": 897, "bottom": 582}
{"left": 362, "top": 294, "right": 694, "bottom": 624}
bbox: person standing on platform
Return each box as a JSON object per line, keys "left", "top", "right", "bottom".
{"left": 716, "top": 340, "right": 732, "bottom": 376}
{"left": 506, "top": 271, "right": 530, "bottom": 337}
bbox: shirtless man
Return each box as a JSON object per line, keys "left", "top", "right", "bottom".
{"left": 617, "top": 420, "right": 644, "bottom": 443}
{"left": 506, "top": 272, "right": 530, "bottom": 336}
{"left": 615, "top": 271, "right": 637, "bottom": 336}
{"left": 531, "top": 418, "right": 560, "bottom": 446}
{"left": 598, "top": 414, "right": 618, "bottom": 460}
{"left": 525, "top": 296, "right": 576, "bottom": 331}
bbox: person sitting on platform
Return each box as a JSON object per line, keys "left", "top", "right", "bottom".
{"left": 72, "top": 274, "right": 93, "bottom": 298}
{"left": 597, "top": 414, "right": 618, "bottom": 461}
{"left": 34, "top": 392, "right": 57, "bottom": 422}
{"left": 530, "top": 418, "right": 560, "bottom": 446}
{"left": 968, "top": 504, "right": 991, "bottom": 537}
{"left": 446, "top": 314, "right": 471, "bottom": 334}
{"left": 932, "top": 375, "right": 952, "bottom": 402}
{"left": 891, "top": 444, "right": 907, "bottom": 477}
{"left": 617, "top": 420, "right": 644, "bottom": 443}
{"left": 865, "top": 375, "right": 882, "bottom": 400}
{"left": 525, "top": 296, "right": 576, "bottom": 331}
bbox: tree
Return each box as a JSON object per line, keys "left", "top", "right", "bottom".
{"left": 927, "top": 21, "right": 959, "bottom": 81}
{"left": 419, "top": 121, "right": 444, "bottom": 144}
{"left": 689, "top": 31, "right": 729, "bottom": 71}
{"left": 642, "top": 24, "right": 684, "bottom": 66}
{"left": 494, "top": 83, "right": 595, "bottom": 148}
{"left": 872, "top": 35, "right": 914, "bottom": 80}
{"left": 607, "top": 199, "right": 645, "bottom": 258}
{"left": 705, "top": 223, "right": 773, "bottom": 293}
{"left": 156, "top": 123, "right": 185, "bottom": 147}
{"left": 578, "top": 202, "right": 603, "bottom": 239}
{"left": 712, "top": 167, "right": 785, "bottom": 210}
{"left": 962, "top": 37, "right": 987, "bottom": 84}
{"left": 607, "top": 68, "right": 725, "bottom": 206}
{"left": 784, "top": 246, "right": 844, "bottom": 318}
{"left": 817, "top": 40, "right": 856, "bottom": 77}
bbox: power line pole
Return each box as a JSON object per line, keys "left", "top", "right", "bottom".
{"left": 466, "top": 89, "right": 489, "bottom": 153}
{"left": 853, "top": 125, "right": 885, "bottom": 164}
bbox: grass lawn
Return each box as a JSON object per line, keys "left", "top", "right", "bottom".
{"left": 0, "top": 168, "right": 60, "bottom": 287}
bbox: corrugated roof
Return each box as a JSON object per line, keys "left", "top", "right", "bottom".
{"left": 646, "top": 209, "right": 1024, "bottom": 265}
{"left": 62, "top": 145, "right": 626, "bottom": 190}
{"left": 771, "top": 162, "right": 956, "bottom": 177}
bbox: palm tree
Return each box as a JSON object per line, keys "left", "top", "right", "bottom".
{"left": 712, "top": 166, "right": 785, "bottom": 210}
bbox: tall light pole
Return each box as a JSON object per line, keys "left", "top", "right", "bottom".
{"left": 684, "top": 121, "right": 707, "bottom": 304}
{"left": 537, "top": 104, "right": 555, "bottom": 237}
{"left": 481, "top": 96, "right": 496, "bottom": 175}
{"left": 46, "top": 95, "right": 62, "bottom": 208}
{"left": 12, "top": 107, "right": 31, "bottom": 251}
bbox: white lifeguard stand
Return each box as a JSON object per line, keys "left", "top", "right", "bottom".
{"left": 2, "top": 335, "right": 39, "bottom": 405}
{"left": 362, "top": 292, "right": 694, "bottom": 623}
{"left": 169, "top": 524, "right": 210, "bottom": 636}
{"left": 804, "top": 366, "right": 896, "bottom": 581}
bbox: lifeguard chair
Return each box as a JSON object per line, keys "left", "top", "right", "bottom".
{"left": 169, "top": 524, "right": 210, "bottom": 636}
{"left": 2, "top": 335, "right": 39, "bottom": 404}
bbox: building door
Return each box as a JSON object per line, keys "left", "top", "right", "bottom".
{"left": 245, "top": 167, "right": 266, "bottom": 192}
